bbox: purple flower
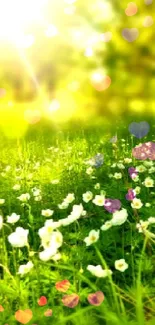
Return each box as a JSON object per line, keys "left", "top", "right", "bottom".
{"left": 132, "top": 142, "right": 155, "bottom": 160}
{"left": 104, "top": 199, "right": 121, "bottom": 213}
{"left": 125, "top": 189, "right": 136, "bottom": 201}
{"left": 128, "top": 167, "right": 138, "bottom": 179}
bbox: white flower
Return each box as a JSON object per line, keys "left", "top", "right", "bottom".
{"left": 111, "top": 209, "right": 128, "bottom": 226}
{"left": 13, "top": 184, "right": 21, "bottom": 191}
{"left": 134, "top": 186, "right": 141, "bottom": 194}
{"left": 58, "top": 202, "right": 69, "bottom": 209}
{"left": 124, "top": 158, "right": 132, "bottom": 164}
{"left": 7, "top": 213, "right": 20, "bottom": 224}
{"left": 18, "top": 261, "right": 34, "bottom": 275}
{"left": 32, "top": 188, "right": 41, "bottom": 197}
{"left": 115, "top": 259, "right": 128, "bottom": 272}
{"left": 34, "top": 195, "right": 42, "bottom": 201}
{"left": 132, "top": 176, "right": 139, "bottom": 182}
{"left": 50, "top": 231, "right": 63, "bottom": 249}
{"left": 84, "top": 230, "right": 100, "bottom": 246}
{"left": 39, "top": 246, "right": 57, "bottom": 261}
{"left": 0, "top": 199, "right": 5, "bottom": 205}
{"left": 131, "top": 198, "right": 143, "bottom": 209}
{"left": 87, "top": 265, "right": 112, "bottom": 278}
{"left": 52, "top": 252, "right": 62, "bottom": 261}
{"left": 86, "top": 167, "right": 94, "bottom": 175}
{"left": 136, "top": 220, "right": 149, "bottom": 233}
{"left": 113, "top": 172, "right": 122, "bottom": 179}
{"left": 41, "top": 209, "right": 54, "bottom": 217}
{"left": 136, "top": 165, "right": 147, "bottom": 173}
{"left": 148, "top": 217, "right": 155, "bottom": 224}
{"left": 101, "top": 221, "right": 112, "bottom": 231}
{"left": 0, "top": 215, "right": 3, "bottom": 230}
{"left": 18, "top": 193, "right": 30, "bottom": 202}
{"left": 60, "top": 218, "right": 72, "bottom": 226}
{"left": 143, "top": 177, "right": 154, "bottom": 188}
{"left": 82, "top": 191, "right": 93, "bottom": 203}
{"left": 117, "top": 163, "right": 125, "bottom": 169}
{"left": 145, "top": 203, "right": 151, "bottom": 207}
{"left": 71, "top": 204, "right": 83, "bottom": 219}
{"left": 64, "top": 193, "right": 75, "bottom": 204}
{"left": 8, "top": 227, "right": 29, "bottom": 247}
{"left": 93, "top": 195, "right": 105, "bottom": 206}
{"left": 94, "top": 183, "right": 100, "bottom": 189}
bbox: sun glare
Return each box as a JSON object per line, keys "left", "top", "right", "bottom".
{"left": 0, "top": 0, "right": 48, "bottom": 43}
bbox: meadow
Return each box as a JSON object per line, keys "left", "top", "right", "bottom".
{"left": 0, "top": 118, "right": 155, "bottom": 325}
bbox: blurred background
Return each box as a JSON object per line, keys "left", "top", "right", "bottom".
{"left": 0, "top": 0, "right": 155, "bottom": 137}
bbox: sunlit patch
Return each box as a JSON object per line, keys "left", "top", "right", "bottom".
{"left": 129, "top": 121, "right": 150, "bottom": 138}
{"left": 45, "top": 25, "right": 58, "bottom": 38}
{"left": 122, "top": 28, "right": 139, "bottom": 42}
{"left": 44, "top": 309, "right": 53, "bottom": 317}
{"left": 143, "top": 16, "right": 154, "bottom": 27}
{"left": 38, "top": 296, "right": 47, "bottom": 306}
{"left": 0, "top": 88, "right": 6, "bottom": 98}
{"left": 55, "top": 279, "right": 71, "bottom": 292}
{"left": 125, "top": 3, "right": 138, "bottom": 16}
{"left": 64, "top": 6, "right": 76, "bottom": 15}
{"left": 91, "top": 71, "right": 111, "bottom": 91}
{"left": 144, "top": 0, "right": 153, "bottom": 4}
{"left": 62, "top": 293, "right": 79, "bottom": 308}
{"left": 100, "top": 32, "right": 112, "bottom": 42}
{"left": 84, "top": 47, "right": 94, "bottom": 57}
{"left": 15, "top": 309, "right": 33, "bottom": 324}
{"left": 49, "top": 99, "right": 60, "bottom": 112}
{"left": 87, "top": 291, "right": 104, "bottom": 306}
{"left": 16, "top": 34, "right": 35, "bottom": 49}
{"left": 24, "top": 109, "right": 41, "bottom": 125}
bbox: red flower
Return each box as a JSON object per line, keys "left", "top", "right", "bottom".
{"left": 62, "top": 294, "right": 79, "bottom": 308}
{"left": 37, "top": 296, "right": 47, "bottom": 306}
{"left": 55, "top": 279, "right": 71, "bottom": 292}
{"left": 87, "top": 291, "right": 104, "bottom": 306}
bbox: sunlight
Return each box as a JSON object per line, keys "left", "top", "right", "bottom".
{"left": 0, "top": 0, "right": 48, "bottom": 42}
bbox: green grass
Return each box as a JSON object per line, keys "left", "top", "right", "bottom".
{"left": 0, "top": 119, "right": 155, "bottom": 325}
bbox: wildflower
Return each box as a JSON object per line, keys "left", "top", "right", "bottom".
{"left": 7, "top": 213, "right": 20, "bottom": 224}
{"left": 101, "top": 221, "right": 112, "bottom": 231}
{"left": 115, "top": 259, "right": 128, "bottom": 272}
{"left": 32, "top": 188, "right": 41, "bottom": 197}
{"left": 93, "top": 195, "right": 105, "bottom": 206}
{"left": 13, "top": 184, "right": 21, "bottom": 190}
{"left": 58, "top": 202, "right": 69, "bottom": 209}
{"left": 125, "top": 189, "right": 136, "bottom": 201}
{"left": 71, "top": 204, "right": 83, "bottom": 219}
{"left": 41, "top": 209, "right": 54, "bottom": 217}
{"left": 113, "top": 172, "right": 122, "bottom": 179}
{"left": 86, "top": 167, "right": 94, "bottom": 175}
{"left": 87, "top": 265, "right": 112, "bottom": 278}
{"left": 128, "top": 167, "right": 138, "bottom": 179}
{"left": 52, "top": 253, "right": 62, "bottom": 261}
{"left": 34, "top": 195, "right": 42, "bottom": 201}
{"left": 50, "top": 231, "right": 63, "bottom": 249}
{"left": 131, "top": 198, "right": 143, "bottom": 209}
{"left": 0, "top": 199, "right": 5, "bottom": 205}
{"left": 132, "top": 176, "right": 139, "bottom": 182}
{"left": 148, "top": 217, "right": 155, "bottom": 224}
{"left": 145, "top": 203, "right": 151, "bottom": 207}
{"left": 143, "top": 177, "right": 154, "bottom": 188}
{"left": 149, "top": 167, "right": 155, "bottom": 174}
{"left": 104, "top": 199, "right": 121, "bottom": 213}
{"left": 136, "top": 165, "right": 147, "bottom": 173}
{"left": 144, "top": 161, "right": 154, "bottom": 167}
{"left": 82, "top": 191, "right": 93, "bottom": 203}
{"left": 124, "top": 158, "right": 132, "bottom": 164}
{"left": 39, "top": 247, "right": 57, "bottom": 261}
{"left": 134, "top": 186, "right": 141, "bottom": 194}
{"left": 8, "top": 227, "right": 29, "bottom": 247}
{"left": 18, "top": 193, "right": 30, "bottom": 202}
{"left": 136, "top": 220, "right": 149, "bottom": 233}
{"left": 84, "top": 230, "right": 100, "bottom": 246}
{"left": 0, "top": 216, "right": 3, "bottom": 230}
{"left": 64, "top": 193, "right": 75, "bottom": 204}
{"left": 18, "top": 261, "right": 34, "bottom": 276}
{"left": 117, "top": 163, "right": 125, "bottom": 169}
{"left": 94, "top": 183, "right": 100, "bottom": 189}
{"left": 111, "top": 208, "right": 128, "bottom": 226}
